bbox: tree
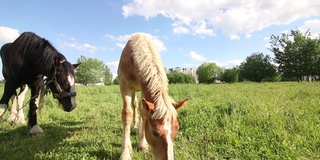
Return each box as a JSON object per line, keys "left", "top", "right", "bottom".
{"left": 104, "top": 66, "right": 113, "bottom": 85}
{"left": 184, "top": 74, "right": 196, "bottom": 83}
{"left": 269, "top": 29, "right": 320, "bottom": 82}
{"left": 221, "top": 67, "right": 239, "bottom": 83}
{"left": 113, "top": 76, "right": 120, "bottom": 85}
{"left": 167, "top": 73, "right": 176, "bottom": 84}
{"left": 196, "top": 62, "right": 222, "bottom": 83}
{"left": 167, "top": 72, "right": 196, "bottom": 84}
{"left": 173, "top": 72, "right": 185, "bottom": 83}
{"left": 239, "top": 52, "right": 277, "bottom": 82}
{"left": 76, "top": 56, "right": 112, "bottom": 85}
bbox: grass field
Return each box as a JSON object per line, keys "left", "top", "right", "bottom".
{"left": 0, "top": 82, "right": 319, "bottom": 159}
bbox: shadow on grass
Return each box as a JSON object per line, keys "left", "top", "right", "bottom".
{"left": 89, "top": 149, "right": 121, "bottom": 160}
{"left": 0, "top": 120, "right": 88, "bottom": 160}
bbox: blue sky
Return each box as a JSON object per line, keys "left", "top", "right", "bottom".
{"left": 0, "top": 0, "right": 319, "bottom": 78}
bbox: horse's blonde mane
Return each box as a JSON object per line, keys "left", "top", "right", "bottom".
{"left": 129, "top": 33, "right": 177, "bottom": 121}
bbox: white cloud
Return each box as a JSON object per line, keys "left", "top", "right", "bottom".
{"left": 298, "top": 19, "right": 320, "bottom": 39}
{"left": 212, "top": 59, "right": 243, "bottom": 69}
{"left": 106, "top": 61, "right": 119, "bottom": 68}
{"left": 173, "top": 26, "right": 189, "bottom": 34}
{"left": 188, "top": 51, "right": 206, "bottom": 61}
{"left": 191, "top": 20, "right": 215, "bottom": 36}
{"left": 62, "top": 42, "right": 98, "bottom": 54}
{"left": 152, "top": 37, "right": 167, "bottom": 52}
{"left": 0, "top": 26, "right": 20, "bottom": 46}
{"left": 122, "top": 0, "right": 320, "bottom": 39}
{"left": 263, "top": 37, "right": 270, "bottom": 41}
{"left": 230, "top": 35, "right": 240, "bottom": 40}
{"left": 105, "top": 33, "right": 167, "bottom": 51}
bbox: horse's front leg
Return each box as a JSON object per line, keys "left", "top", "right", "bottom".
{"left": 138, "top": 98, "right": 149, "bottom": 152}
{"left": 28, "top": 84, "right": 44, "bottom": 136}
{"left": 119, "top": 85, "right": 134, "bottom": 160}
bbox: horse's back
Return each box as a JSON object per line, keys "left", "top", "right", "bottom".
{"left": 0, "top": 43, "right": 13, "bottom": 78}
{"left": 118, "top": 38, "right": 140, "bottom": 90}
{"left": 0, "top": 43, "right": 11, "bottom": 62}
{"left": 118, "top": 33, "right": 158, "bottom": 91}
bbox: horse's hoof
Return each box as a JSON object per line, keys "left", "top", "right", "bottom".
{"left": 7, "top": 115, "right": 26, "bottom": 125}
{"left": 29, "top": 125, "right": 44, "bottom": 136}
{"left": 119, "top": 150, "right": 132, "bottom": 160}
{"left": 15, "top": 119, "right": 27, "bottom": 125}
{"left": 30, "top": 132, "right": 45, "bottom": 137}
{"left": 6, "top": 115, "right": 16, "bottom": 123}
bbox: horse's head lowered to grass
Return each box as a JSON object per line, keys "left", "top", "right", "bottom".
{"left": 45, "top": 57, "right": 80, "bottom": 112}
{"left": 141, "top": 98, "right": 188, "bottom": 160}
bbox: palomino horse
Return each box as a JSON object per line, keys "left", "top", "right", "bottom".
{"left": 118, "top": 33, "right": 188, "bottom": 160}
{"left": 0, "top": 32, "right": 80, "bottom": 136}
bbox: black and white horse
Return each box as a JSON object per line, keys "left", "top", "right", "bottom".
{"left": 0, "top": 32, "right": 80, "bottom": 136}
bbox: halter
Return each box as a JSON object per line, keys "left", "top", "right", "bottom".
{"left": 45, "top": 62, "right": 77, "bottom": 99}
{"left": 45, "top": 77, "right": 77, "bottom": 99}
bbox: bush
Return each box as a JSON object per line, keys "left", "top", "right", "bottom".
{"left": 261, "top": 76, "right": 281, "bottom": 82}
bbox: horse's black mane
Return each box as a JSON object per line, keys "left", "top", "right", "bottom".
{"left": 12, "top": 32, "right": 73, "bottom": 76}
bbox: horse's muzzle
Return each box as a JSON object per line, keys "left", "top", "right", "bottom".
{"left": 64, "top": 105, "right": 76, "bottom": 112}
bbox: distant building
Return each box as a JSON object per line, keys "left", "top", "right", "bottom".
{"left": 164, "top": 67, "right": 197, "bottom": 77}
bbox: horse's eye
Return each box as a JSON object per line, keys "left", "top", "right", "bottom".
{"left": 152, "top": 129, "right": 160, "bottom": 137}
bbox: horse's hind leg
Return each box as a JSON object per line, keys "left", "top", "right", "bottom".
{"left": 15, "top": 86, "right": 28, "bottom": 124}
{"left": 6, "top": 95, "right": 18, "bottom": 123}
{"left": 7, "top": 86, "right": 28, "bottom": 124}
{"left": 0, "top": 82, "right": 17, "bottom": 119}
{"left": 132, "top": 92, "right": 139, "bottom": 129}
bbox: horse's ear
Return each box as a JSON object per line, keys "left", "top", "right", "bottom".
{"left": 54, "top": 58, "right": 66, "bottom": 65}
{"left": 73, "top": 63, "right": 81, "bottom": 69}
{"left": 54, "top": 57, "right": 61, "bottom": 65}
{"left": 173, "top": 98, "right": 189, "bottom": 110}
{"left": 142, "top": 98, "right": 155, "bottom": 111}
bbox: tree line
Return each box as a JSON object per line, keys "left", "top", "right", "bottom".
{"left": 197, "top": 29, "right": 320, "bottom": 83}
{"left": 75, "top": 29, "right": 319, "bottom": 85}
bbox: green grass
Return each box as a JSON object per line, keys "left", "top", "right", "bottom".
{"left": 0, "top": 82, "right": 319, "bottom": 159}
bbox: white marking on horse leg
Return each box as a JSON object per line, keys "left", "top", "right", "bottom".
{"left": 10, "top": 95, "right": 18, "bottom": 115}
{"left": 29, "top": 125, "right": 44, "bottom": 136}
{"left": 7, "top": 96, "right": 18, "bottom": 123}
{"left": 68, "top": 75, "right": 77, "bottom": 108}
{"left": 0, "top": 104, "right": 8, "bottom": 118}
{"left": 15, "top": 87, "right": 28, "bottom": 124}
{"left": 120, "top": 95, "right": 133, "bottom": 160}
{"left": 164, "top": 120, "right": 174, "bottom": 160}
